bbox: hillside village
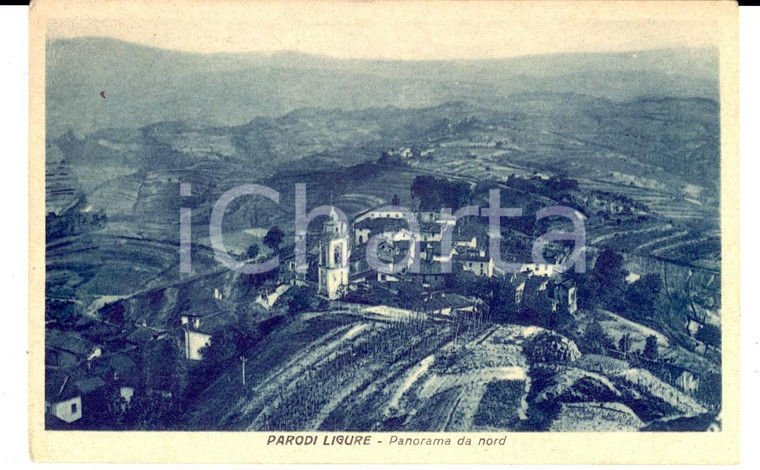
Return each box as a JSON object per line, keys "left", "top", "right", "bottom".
{"left": 45, "top": 162, "right": 721, "bottom": 431}
{"left": 43, "top": 39, "right": 723, "bottom": 432}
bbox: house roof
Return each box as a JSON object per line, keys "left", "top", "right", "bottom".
{"left": 509, "top": 272, "right": 530, "bottom": 287}
{"left": 46, "top": 330, "right": 99, "bottom": 358}
{"left": 45, "top": 371, "right": 74, "bottom": 402}
{"left": 74, "top": 376, "right": 107, "bottom": 395}
{"left": 79, "top": 322, "right": 123, "bottom": 342}
{"left": 107, "top": 354, "right": 137, "bottom": 377}
{"left": 125, "top": 326, "right": 165, "bottom": 345}
{"left": 354, "top": 218, "right": 408, "bottom": 232}
{"left": 45, "top": 370, "right": 107, "bottom": 403}
{"left": 187, "top": 311, "right": 237, "bottom": 335}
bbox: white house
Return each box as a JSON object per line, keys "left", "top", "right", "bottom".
{"left": 45, "top": 373, "right": 106, "bottom": 424}
{"left": 45, "top": 374, "right": 82, "bottom": 424}
{"left": 180, "top": 311, "right": 231, "bottom": 361}
{"left": 184, "top": 329, "right": 212, "bottom": 361}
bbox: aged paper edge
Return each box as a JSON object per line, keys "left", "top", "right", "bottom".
{"left": 28, "top": 0, "right": 740, "bottom": 464}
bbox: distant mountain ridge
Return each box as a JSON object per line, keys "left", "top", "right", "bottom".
{"left": 46, "top": 37, "right": 719, "bottom": 137}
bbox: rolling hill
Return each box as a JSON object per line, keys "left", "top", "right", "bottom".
{"left": 46, "top": 37, "right": 719, "bottom": 137}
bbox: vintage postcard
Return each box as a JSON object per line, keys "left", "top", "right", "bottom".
{"left": 29, "top": 0, "right": 739, "bottom": 464}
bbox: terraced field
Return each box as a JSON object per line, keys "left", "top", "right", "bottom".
{"left": 46, "top": 234, "right": 222, "bottom": 303}
{"left": 176, "top": 312, "right": 713, "bottom": 432}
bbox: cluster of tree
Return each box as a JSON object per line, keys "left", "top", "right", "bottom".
{"left": 287, "top": 286, "right": 319, "bottom": 314}
{"left": 576, "top": 248, "right": 721, "bottom": 353}
{"left": 45, "top": 298, "right": 80, "bottom": 326}
{"left": 200, "top": 313, "right": 285, "bottom": 365}
{"left": 46, "top": 208, "right": 107, "bottom": 241}
{"left": 505, "top": 174, "right": 579, "bottom": 199}
{"left": 695, "top": 323, "right": 721, "bottom": 350}
{"left": 591, "top": 190, "right": 650, "bottom": 214}
{"left": 444, "top": 271, "right": 572, "bottom": 331}
{"left": 377, "top": 152, "right": 408, "bottom": 167}
{"left": 576, "top": 250, "right": 654, "bottom": 316}
{"left": 263, "top": 226, "right": 285, "bottom": 252}
{"left": 98, "top": 301, "right": 127, "bottom": 324}
{"left": 410, "top": 175, "right": 472, "bottom": 211}
{"left": 578, "top": 321, "right": 660, "bottom": 360}
{"left": 616, "top": 333, "right": 660, "bottom": 360}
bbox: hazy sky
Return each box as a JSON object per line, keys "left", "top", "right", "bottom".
{"left": 44, "top": 1, "right": 726, "bottom": 60}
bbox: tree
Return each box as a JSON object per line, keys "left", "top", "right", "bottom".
{"left": 246, "top": 243, "right": 260, "bottom": 260}
{"left": 518, "top": 278, "right": 554, "bottom": 327}
{"left": 439, "top": 180, "right": 471, "bottom": 211}
{"left": 410, "top": 175, "right": 440, "bottom": 210}
{"left": 46, "top": 299, "right": 80, "bottom": 326}
{"left": 489, "top": 278, "right": 518, "bottom": 324}
{"left": 199, "top": 329, "right": 242, "bottom": 364}
{"left": 618, "top": 333, "right": 632, "bottom": 354}
{"left": 624, "top": 273, "right": 664, "bottom": 320}
{"left": 589, "top": 249, "right": 627, "bottom": 309}
{"left": 391, "top": 194, "right": 401, "bottom": 206}
{"left": 696, "top": 324, "right": 721, "bottom": 350}
{"left": 99, "top": 302, "right": 126, "bottom": 324}
{"left": 142, "top": 337, "right": 188, "bottom": 401}
{"left": 263, "top": 226, "right": 285, "bottom": 251}
{"left": 643, "top": 335, "right": 658, "bottom": 359}
{"left": 288, "top": 286, "right": 315, "bottom": 314}
{"left": 582, "top": 321, "right": 613, "bottom": 354}
{"left": 593, "top": 249, "right": 626, "bottom": 284}
{"left": 199, "top": 315, "right": 265, "bottom": 365}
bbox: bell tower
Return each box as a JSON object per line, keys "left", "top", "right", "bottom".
{"left": 318, "top": 208, "right": 349, "bottom": 299}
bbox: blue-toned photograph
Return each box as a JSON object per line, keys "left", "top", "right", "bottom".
{"left": 44, "top": 17, "right": 723, "bottom": 433}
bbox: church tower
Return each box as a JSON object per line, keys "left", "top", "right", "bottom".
{"left": 318, "top": 208, "right": 350, "bottom": 300}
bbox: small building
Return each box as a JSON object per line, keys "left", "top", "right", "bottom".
{"left": 45, "top": 371, "right": 107, "bottom": 425}
{"left": 520, "top": 263, "right": 557, "bottom": 277}
{"left": 46, "top": 330, "right": 102, "bottom": 368}
{"left": 180, "top": 311, "right": 234, "bottom": 361}
{"left": 45, "top": 372, "right": 82, "bottom": 424}
{"left": 456, "top": 249, "right": 494, "bottom": 278}
{"left": 106, "top": 354, "right": 139, "bottom": 405}
{"left": 355, "top": 227, "right": 372, "bottom": 245}
{"left": 548, "top": 280, "right": 578, "bottom": 314}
